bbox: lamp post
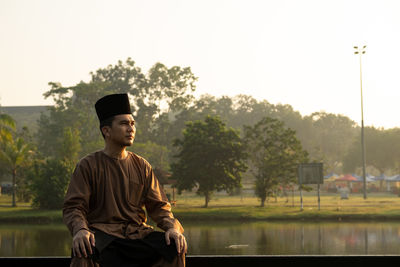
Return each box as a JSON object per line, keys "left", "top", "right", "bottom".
{"left": 354, "top": 45, "right": 367, "bottom": 199}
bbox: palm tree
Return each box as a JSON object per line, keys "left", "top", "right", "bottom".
{"left": 0, "top": 113, "right": 16, "bottom": 143}
{"left": 0, "top": 136, "right": 31, "bottom": 207}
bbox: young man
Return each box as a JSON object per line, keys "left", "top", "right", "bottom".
{"left": 63, "top": 93, "right": 186, "bottom": 267}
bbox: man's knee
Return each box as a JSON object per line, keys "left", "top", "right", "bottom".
{"left": 70, "top": 256, "right": 99, "bottom": 267}
{"left": 151, "top": 253, "right": 185, "bottom": 267}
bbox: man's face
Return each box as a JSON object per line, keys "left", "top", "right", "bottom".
{"left": 106, "top": 114, "right": 136, "bottom": 147}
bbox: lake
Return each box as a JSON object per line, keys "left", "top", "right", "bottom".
{"left": 1, "top": 221, "right": 400, "bottom": 256}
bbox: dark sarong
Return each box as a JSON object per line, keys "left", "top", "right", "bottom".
{"left": 90, "top": 230, "right": 178, "bottom": 267}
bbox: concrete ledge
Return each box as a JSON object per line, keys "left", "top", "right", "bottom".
{"left": 1, "top": 255, "right": 399, "bottom": 267}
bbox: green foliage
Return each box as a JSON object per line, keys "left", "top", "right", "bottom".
{"left": 171, "top": 116, "right": 248, "bottom": 207}
{"left": 343, "top": 127, "right": 400, "bottom": 174}
{"left": 0, "top": 136, "right": 31, "bottom": 172}
{"left": 0, "top": 113, "right": 16, "bottom": 139}
{"left": 7, "top": 57, "right": 400, "bottom": 207}
{"left": 89, "top": 58, "right": 197, "bottom": 144}
{"left": 168, "top": 95, "right": 361, "bottom": 176}
{"left": 29, "top": 158, "right": 73, "bottom": 209}
{"left": 38, "top": 58, "right": 197, "bottom": 159}
{"left": 32, "top": 58, "right": 198, "bottom": 208}
{"left": 244, "top": 117, "right": 309, "bottom": 207}
{"left": 304, "top": 112, "right": 357, "bottom": 171}
{"left": 30, "top": 125, "right": 82, "bottom": 209}
{"left": 59, "top": 127, "right": 81, "bottom": 163}
{"left": 37, "top": 81, "right": 107, "bottom": 158}
{"left": 146, "top": 62, "right": 197, "bottom": 112}
{"left": 0, "top": 117, "right": 33, "bottom": 207}
{"left": 128, "top": 141, "right": 169, "bottom": 171}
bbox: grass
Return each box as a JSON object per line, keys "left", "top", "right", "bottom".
{"left": 170, "top": 190, "right": 400, "bottom": 221}
{"left": 171, "top": 194, "right": 400, "bottom": 221}
{"left": 2, "top": 191, "right": 400, "bottom": 223}
{"left": 0, "top": 195, "right": 62, "bottom": 223}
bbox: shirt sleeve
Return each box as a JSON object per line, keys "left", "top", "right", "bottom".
{"left": 143, "top": 163, "right": 184, "bottom": 234}
{"left": 63, "top": 160, "right": 92, "bottom": 236}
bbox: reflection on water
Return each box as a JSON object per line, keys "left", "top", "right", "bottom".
{"left": 185, "top": 221, "right": 400, "bottom": 255}
{"left": 1, "top": 221, "right": 400, "bottom": 256}
{"left": 0, "top": 224, "right": 71, "bottom": 256}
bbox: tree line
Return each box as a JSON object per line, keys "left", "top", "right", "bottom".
{"left": 1, "top": 58, "right": 400, "bottom": 208}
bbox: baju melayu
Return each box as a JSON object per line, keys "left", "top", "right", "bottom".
{"left": 63, "top": 151, "right": 185, "bottom": 267}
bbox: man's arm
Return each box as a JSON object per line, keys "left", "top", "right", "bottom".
{"left": 63, "top": 161, "right": 94, "bottom": 258}
{"left": 143, "top": 164, "right": 186, "bottom": 254}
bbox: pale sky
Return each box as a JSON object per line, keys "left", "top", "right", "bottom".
{"left": 1, "top": 0, "right": 400, "bottom": 128}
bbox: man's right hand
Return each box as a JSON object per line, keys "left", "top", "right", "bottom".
{"left": 72, "top": 229, "right": 95, "bottom": 258}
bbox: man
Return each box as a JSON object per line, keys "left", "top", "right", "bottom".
{"left": 63, "top": 93, "right": 186, "bottom": 267}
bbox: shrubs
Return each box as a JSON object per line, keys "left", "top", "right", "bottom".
{"left": 29, "top": 159, "right": 73, "bottom": 209}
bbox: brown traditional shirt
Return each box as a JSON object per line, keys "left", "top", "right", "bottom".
{"left": 63, "top": 150, "right": 183, "bottom": 240}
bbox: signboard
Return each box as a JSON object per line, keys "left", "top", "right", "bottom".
{"left": 298, "top": 163, "right": 323, "bottom": 185}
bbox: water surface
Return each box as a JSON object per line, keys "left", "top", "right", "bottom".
{"left": 1, "top": 221, "right": 400, "bottom": 256}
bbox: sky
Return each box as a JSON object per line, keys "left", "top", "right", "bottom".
{"left": 1, "top": 0, "right": 400, "bottom": 128}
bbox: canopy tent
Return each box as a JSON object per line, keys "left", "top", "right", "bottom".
{"left": 353, "top": 173, "right": 375, "bottom": 182}
{"left": 387, "top": 175, "right": 400, "bottom": 181}
{"left": 386, "top": 175, "right": 400, "bottom": 192}
{"left": 324, "top": 172, "right": 339, "bottom": 179}
{"left": 334, "top": 174, "right": 359, "bottom": 192}
{"left": 324, "top": 173, "right": 339, "bottom": 182}
{"left": 366, "top": 174, "right": 376, "bottom": 181}
{"left": 336, "top": 174, "right": 358, "bottom": 181}
{"left": 373, "top": 174, "right": 388, "bottom": 181}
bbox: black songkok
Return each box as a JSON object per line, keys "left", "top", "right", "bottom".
{"left": 95, "top": 93, "right": 132, "bottom": 122}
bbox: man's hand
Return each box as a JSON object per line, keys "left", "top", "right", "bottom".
{"left": 72, "top": 229, "right": 95, "bottom": 258}
{"left": 165, "top": 228, "right": 187, "bottom": 254}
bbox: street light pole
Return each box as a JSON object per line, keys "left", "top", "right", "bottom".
{"left": 354, "top": 45, "right": 367, "bottom": 199}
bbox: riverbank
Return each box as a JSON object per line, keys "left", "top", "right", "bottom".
{"left": 2, "top": 207, "right": 400, "bottom": 224}
{"left": 174, "top": 206, "right": 400, "bottom": 222}
{"left": 2, "top": 193, "right": 400, "bottom": 223}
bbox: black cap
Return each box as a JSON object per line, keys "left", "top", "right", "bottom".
{"left": 95, "top": 93, "right": 132, "bottom": 122}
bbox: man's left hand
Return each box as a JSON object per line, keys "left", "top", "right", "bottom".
{"left": 165, "top": 228, "right": 187, "bottom": 254}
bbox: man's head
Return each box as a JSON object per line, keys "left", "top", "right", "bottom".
{"left": 95, "top": 94, "right": 135, "bottom": 146}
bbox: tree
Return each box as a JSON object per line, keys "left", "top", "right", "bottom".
{"left": 244, "top": 117, "right": 308, "bottom": 207}
{"left": 0, "top": 113, "right": 16, "bottom": 139}
{"left": 58, "top": 127, "right": 81, "bottom": 164}
{"left": 145, "top": 62, "right": 197, "bottom": 113}
{"left": 304, "top": 112, "right": 357, "bottom": 172}
{"left": 90, "top": 58, "right": 197, "bottom": 143}
{"left": 128, "top": 141, "right": 169, "bottom": 172}
{"left": 29, "top": 158, "right": 73, "bottom": 209}
{"left": 38, "top": 58, "right": 198, "bottom": 159}
{"left": 0, "top": 113, "right": 17, "bottom": 181}
{"left": 38, "top": 81, "right": 109, "bottom": 158}
{"left": 28, "top": 126, "right": 81, "bottom": 209}
{"left": 0, "top": 114, "right": 36, "bottom": 203}
{"left": 171, "top": 116, "right": 247, "bottom": 207}
{"left": 0, "top": 135, "right": 32, "bottom": 207}
{"left": 343, "top": 126, "right": 400, "bottom": 176}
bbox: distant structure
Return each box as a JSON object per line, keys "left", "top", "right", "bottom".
{"left": 0, "top": 106, "right": 50, "bottom": 132}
